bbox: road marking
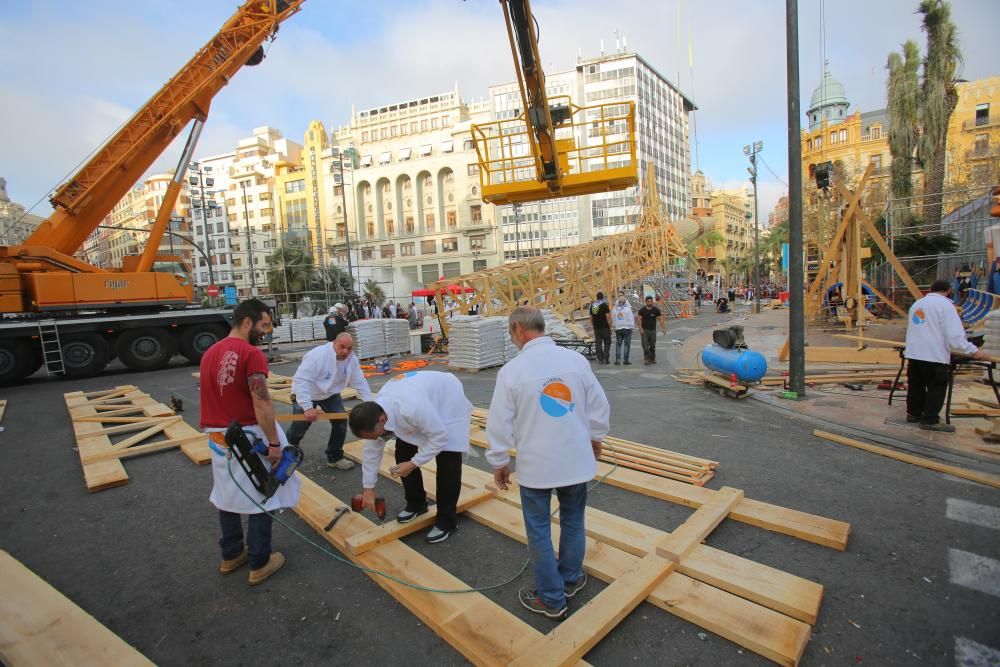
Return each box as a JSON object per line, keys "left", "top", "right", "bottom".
{"left": 948, "top": 549, "right": 1000, "bottom": 599}
{"left": 942, "top": 474, "right": 992, "bottom": 489}
{"left": 946, "top": 498, "right": 1000, "bottom": 531}
{"left": 639, "top": 373, "right": 667, "bottom": 380}
{"left": 955, "top": 636, "right": 1000, "bottom": 667}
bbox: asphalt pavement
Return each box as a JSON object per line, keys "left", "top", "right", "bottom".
{"left": 1, "top": 309, "right": 997, "bottom": 666}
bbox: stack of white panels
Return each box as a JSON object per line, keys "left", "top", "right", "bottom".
{"left": 541, "top": 310, "right": 575, "bottom": 340}
{"left": 270, "top": 325, "right": 290, "bottom": 344}
{"left": 290, "top": 318, "right": 317, "bottom": 343}
{"left": 383, "top": 319, "right": 411, "bottom": 356}
{"left": 448, "top": 316, "right": 507, "bottom": 370}
{"left": 313, "top": 317, "right": 328, "bottom": 341}
{"left": 349, "top": 319, "right": 386, "bottom": 360}
{"left": 983, "top": 310, "right": 1000, "bottom": 358}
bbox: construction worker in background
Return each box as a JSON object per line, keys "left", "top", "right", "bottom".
{"left": 589, "top": 291, "right": 612, "bottom": 364}
{"left": 348, "top": 371, "right": 473, "bottom": 544}
{"left": 611, "top": 292, "right": 634, "bottom": 365}
{"left": 200, "top": 298, "right": 298, "bottom": 585}
{"left": 487, "top": 306, "right": 610, "bottom": 620}
{"left": 635, "top": 295, "right": 666, "bottom": 364}
{"left": 323, "top": 303, "right": 349, "bottom": 342}
{"left": 286, "top": 332, "right": 373, "bottom": 469}
{"left": 905, "top": 279, "right": 989, "bottom": 432}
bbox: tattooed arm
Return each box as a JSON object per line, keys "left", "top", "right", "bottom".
{"left": 248, "top": 372, "right": 280, "bottom": 446}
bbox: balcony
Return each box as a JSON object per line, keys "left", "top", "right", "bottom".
{"left": 963, "top": 116, "right": 999, "bottom": 131}
{"left": 966, "top": 146, "right": 999, "bottom": 161}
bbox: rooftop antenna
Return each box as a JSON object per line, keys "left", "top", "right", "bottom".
{"left": 600, "top": 38, "right": 604, "bottom": 56}
{"left": 623, "top": 35, "right": 627, "bottom": 52}
{"left": 615, "top": 29, "right": 620, "bottom": 53}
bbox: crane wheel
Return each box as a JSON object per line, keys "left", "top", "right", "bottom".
{"left": 0, "top": 338, "right": 35, "bottom": 386}
{"left": 179, "top": 324, "right": 227, "bottom": 363}
{"left": 117, "top": 328, "right": 176, "bottom": 372}
{"left": 61, "top": 334, "right": 111, "bottom": 379}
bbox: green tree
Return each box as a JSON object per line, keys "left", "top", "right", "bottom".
{"left": 886, "top": 40, "right": 921, "bottom": 220}
{"left": 266, "top": 245, "right": 315, "bottom": 318}
{"left": 363, "top": 278, "right": 385, "bottom": 302}
{"left": 314, "top": 264, "right": 355, "bottom": 302}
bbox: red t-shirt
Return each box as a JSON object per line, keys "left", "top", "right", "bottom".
{"left": 199, "top": 337, "right": 269, "bottom": 428}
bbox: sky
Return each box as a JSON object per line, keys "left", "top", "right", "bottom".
{"left": 1, "top": 0, "right": 997, "bottom": 226}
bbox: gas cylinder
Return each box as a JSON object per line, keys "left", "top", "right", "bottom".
{"left": 701, "top": 344, "right": 768, "bottom": 384}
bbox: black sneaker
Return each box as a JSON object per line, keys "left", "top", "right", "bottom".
{"left": 425, "top": 526, "right": 450, "bottom": 543}
{"left": 614, "top": 360, "right": 620, "bottom": 365}
{"left": 518, "top": 589, "right": 567, "bottom": 620}
{"left": 564, "top": 573, "right": 588, "bottom": 599}
{"left": 905, "top": 414, "right": 920, "bottom": 423}
{"left": 623, "top": 361, "right": 632, "bottom": 365}
{"left": 397, "top": 505, "right": 429, "bottom": 524}
{"left": 919, "top": 422, "right": 956, "bottom": 433}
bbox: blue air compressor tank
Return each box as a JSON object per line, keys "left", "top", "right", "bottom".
{"left": 701, "top": 345, "right": 768, "bottom": 383}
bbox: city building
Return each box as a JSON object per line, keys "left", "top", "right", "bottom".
{"left": 769, "top": 195, "right": 790, "bottom": 229}
{"left": 945, "top": 76, "right": 1000, "bottom": 195}
{"left": 711, "top": 189, "right": 752, "bottom": 274}
{"left": 491, "top": 49, "right": 696, "bottom": 262}
{"left": 188, "top": 154, "right": 235, "bottom": 289}
{"left": 690, "top": 170, "right": 712, "bottom": 218}
{"left": 327, "top": 88, "right": 499, "bottom": 298}
{"left": 0, "top": 178, "right": 45, "bottom": 247}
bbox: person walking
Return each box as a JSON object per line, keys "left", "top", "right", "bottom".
{"left": 323, "top": 303, "right": 349, "bottom": 342}
{"left": 487, "top": 306, "right": 610, "bottom": 619}
{"left": 611, "top": 294, "right": 634, "bottom": 365}
{"left": 905, "top": 279, "right": 988, "bottom": 432}
{"left": 635, "top": 296, "right": 666, "bottom": 364}
{"left": 348, "top": 371, "right": 473, "bottom": 544}
{"left": 589, "top": 291, "right": 612, "bottom": 364}
{"left": 200, "top": 299, "right": 298, "bottom": 585}
{"left": 286, "top": 332, "right": 373, "bottom": 468}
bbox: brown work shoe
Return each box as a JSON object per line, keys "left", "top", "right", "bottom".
{"left": 248, "top": 552, "right": 285, "bottom": 586}
{"left": 220, "top": 548, "right": 248, "bottom": 575}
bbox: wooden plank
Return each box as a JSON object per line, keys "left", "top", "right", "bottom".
{"left": 0, "top": 399, "right": 6, "bottom": 424}
{"left": 82, "top": 434, "right": 207, "bottom": 463}
{"left": 292, "top": 476, "right": 574, "bottom": 667}
{"left": 805, "top": 346, "right": 902, "bottom": 365}
{"left": 0, "top": 550, "right": 153, "bottom": 666}
{"left": 813, "top": 430, "right": 1000, "bottom": 489}
{"left": 656, "top": 487, "right": 744, "bottom": 562}
{"left": 76, "top": 417, "right": 180, "bottom": 439}
{"left": 275, "top": 412, "right": 349, "bottom": 423}
{"left": 831, "top": 334, "right": 905, "bottom": 347}
{"left": 952, "top": 408, "right": 1000, "bottom": 417}
{"left": 346, "top": 487, "right": 494, "bottom": 555}
{"left": 509, "top": 553, "right": 674, "bottom": 667}
{"left": 467, "top": 428, "right": 850, "bottom": 550}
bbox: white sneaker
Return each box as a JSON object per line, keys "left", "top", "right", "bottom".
{"left": 425, "top": 526, "right": 450, "bottom": 544}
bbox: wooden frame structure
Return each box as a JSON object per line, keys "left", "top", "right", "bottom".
{"left": 430, "top": 166, "right": 690, "bottom": 335}
{"left": 191, "top": 371, "right": 359, "bottom": 406}
{"left": 65, "top": 386, "right": 210, "bottom": 492}
{"left": 311, "top": 432, "right": 849, "bottom": 666}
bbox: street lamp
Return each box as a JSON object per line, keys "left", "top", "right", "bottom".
{"left": 240, "top": 179, "right": 258, "bottom": 296}
{"left": 333, "top": 147, "right": 357, "bottom": 292}
{"left": 744, "top": 141, "right": 763, "bottom": 314}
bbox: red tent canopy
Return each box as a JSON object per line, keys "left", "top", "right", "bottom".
{"left": 411, "top": 285, "right": 476, "bottom": 297}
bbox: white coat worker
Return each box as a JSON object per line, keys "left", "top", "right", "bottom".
{"left": 487, "top": 306, "right": 610, "bottom": 620}
{"left": 348, "top": 371, "right": 473, "bottom": 544}
{"left": 286, "top": 332, "right": 373, "bottom": 469}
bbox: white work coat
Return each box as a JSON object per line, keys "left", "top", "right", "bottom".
{"left": 362, "top": 371, "right": 473, "bottom": 488}
{"left": 611, "top": 303, "right": 634, "bottom": 330}
{"left": 905, "top": 292, "right": 978, "bottom": 364}
{"left": 486, "top": 336, "right": 611, "bottom": 489}
{"left": 208, "top": 421, "right": 301, "bottom": 514}
{"left": 291, "top": 345, "right": 373, "bottom": 409}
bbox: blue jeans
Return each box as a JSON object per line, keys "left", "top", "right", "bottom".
{"left": 614, "top": 329, "right": 632, "bottom": 362}
{"left": 285, "top": 394, "right": 347, "bottom": 462}
{"left": 219, "top": 510, "right": 273, "bottom": 569}
{"left": 520, "top": 482, "right": 588, "bottom": 608}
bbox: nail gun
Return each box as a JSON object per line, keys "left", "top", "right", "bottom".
{"left": 224, "top": 421, "right": 303, "bottom": 500}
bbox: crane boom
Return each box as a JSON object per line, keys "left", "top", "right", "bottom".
{"left": 25, "top": 0, "right": 304, "bottom": 257}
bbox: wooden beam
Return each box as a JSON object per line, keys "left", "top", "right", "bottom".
{"left": 0, "top": 550, "right": 153, "bottom": 666}
{"left": 81, "top": 434, "right": 207, "bottom": 463}
{"left": 656, "top": 487, "right": 744, "bottom": 562}
{"left": 861, "top": 281, "right": 908, "bottom": 318}
{"left": 346, "top": 487, "right": 494, "bottom": 555}
{"left": 0, "top": 399, "right": 6, "bottom": 424}
{"left": 831, "top": 334, "right": 905, "bottom": 347}
{"left": 275, "top": 412, "right": 349, "bottom": 423}
{"left": 813, "top": 430, "right": 1000, "bottom": 489}
{"left": 509, "top": 553, "right": 674, "bottom": 667}
{"left": 951, "top": 408, "right": 1000, "bottom": 417}
{"left": 75, "top": 417, "right": 180, "bottom": 439}
{"left": 804, "top": 346, "right": 901, "bottom": 365}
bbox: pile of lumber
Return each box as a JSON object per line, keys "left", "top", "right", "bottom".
{"left": 192, "top": 371, "right": 359, "bottom": 405}
{"left": 470, "top": 407, "right": 717, "bottom": 485}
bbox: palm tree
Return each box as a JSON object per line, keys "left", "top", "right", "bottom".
{"left": 686, "top": 230, "right": 725, "bottom": 272}
{"left": 266, "top": 246, "right": 315, "bottom": 318}
{"left": 719, "top": 257, "right": 739, "bottom": 287}
{"left": 362, "top": 278, "right": 385, "bottom": 302}
{"left": 886, "top": 40, "right": 921, "bottom": 222}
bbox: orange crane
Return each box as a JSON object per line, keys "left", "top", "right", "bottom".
{"left": 0, "top": 0, "right": 303, "bottom": 384}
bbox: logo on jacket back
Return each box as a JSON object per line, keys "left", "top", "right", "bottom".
{"left": 539, "top": 379, "right": 574, "bottom": 417}
{"left": 392, "top": 371, "right": 418, "bottom": 380}
{"left": 912, "top": 308, "right": 925, "bottom": 325}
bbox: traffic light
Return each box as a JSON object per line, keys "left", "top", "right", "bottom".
{"left": 991, "top": 184, "right": 1000, "bottom": 218}
{"left": 814, "top": 161, "right": 833, "bottom": 190}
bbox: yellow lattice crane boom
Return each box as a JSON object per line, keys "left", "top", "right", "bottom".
{"left": 471, "top": 0, "right": 638, "bottom": 205}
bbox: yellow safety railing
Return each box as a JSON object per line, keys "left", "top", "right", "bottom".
{"left": 471, "top": 96, "right": 638, "bottom": 205}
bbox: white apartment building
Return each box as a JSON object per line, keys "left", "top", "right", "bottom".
{"left": 492, "top": 50, "right": 695, "bottom": 261}
{"left": 188, "top": 154, "right": 235, "bottom": 289}
{"left": 328, "top": 88, "right": 499, "bottom": 298}
{"left": 222, "top": 127, "right": 301, "bottom": 298}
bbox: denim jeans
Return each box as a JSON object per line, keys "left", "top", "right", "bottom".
{"left": 614, "top": 328, "right": 632, "bottom": 362}
{"left": 219, "top": 510, "right": 273, "bottom": 569}
{"left": 520, "top": 482, "right": 588, "bottom": 608}
{"left": 285, "top": 394, "right": 347, "bottom": 462}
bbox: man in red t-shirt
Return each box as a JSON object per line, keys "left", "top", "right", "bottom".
{"left": 200, "top": 298, "right": 298, "bottom": 586}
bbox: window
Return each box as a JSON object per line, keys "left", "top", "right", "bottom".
{"left": 463, "top": 139, "right": 475, "bottom": 150}
{"left": 361, "top": 247, "right": 374, "bottom": 260}
{"left": 473, "top": 259, "right": 487, "bottom": 271}
{"left": 399, "top": 148, "right": 412, "bottom": 161}
{"left": 260, "top": 208, "right": 274, "bottom": 217}
{"left": 367, "top": 221, "right": 375, "bottom": 237}
{"left": 259, "top": 191, "right": 270, "bottom": 201}
{"left": 441, "top": 140, "right": 454, "bottom": 153}
{"left": 360, "top": 155, "right": 373, "bottom": 167}
{"left": 362, "top": 131, "right": 370, "bottom": 142}
{"left": 470, "top": 235, "right": 485, "bottom": 250}
{"left": 379, "top": 152, "right": 391, "bottom": 165}
{"left": 421, "top": 239, "right": 436, "bottom": 254}
{"left": 815, "top": 136, "right": 822, "bottom": 148}
{"left": 871, "top": 126, "right": 882, "bottom": 140}
{"left": 442, "top": 261, "right": 461, "bottom": 278}
{"left": 870, "top": 154, "right": 882, "bottom": 169}
{"left": 470, "top": 205, "right": 482, "bottom": 223}
{"left": 421, "top": 263, "right": 438, "bottom": 285}
{"left": 420, "top": 144, "right": 432, "bottom": 156}
{"left": 976, "top": 103, "right": 990, "bottom": 126}
{"left": 974, "top": 133, "right": 989, "bottom": 154}
{"left": 446, "top": 211, "right": 457, "bottom": 230}
{"left": 830, "top": 132, "right": 837, "bottom": 145}
{"left": 285, "top": 180, "right": 305, "bottom": 193}
{"left": 386, "top": 219, "right": 395, "bottom": 237}
{"left": 839, "top": 129, "right": 847, "bottom": 143}
{"left": 442, "top": 237, "right": 458, "bottom": 253}
{"left": 381, "top": 244, "right": 395, "bottom": 259}
{"left": 467, "top": 164, "right": 480, "bottom": 176}
{"left": 425, "top": 213, "right": 435, "bottom": 232}
{"left": 807, "top": 139, "right": 812, "bottom": 150}
{"left": 411, "top": 121, "right": 418, "bottom": 133}
{"left": 401, "top": 242, "right": 415, "bottom": 256}
{"left": 405, "top": 216, "right": 415, "bottom": 233}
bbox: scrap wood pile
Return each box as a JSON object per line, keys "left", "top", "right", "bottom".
{"left": 470, "top": 408, "right": 717, "bottom": 485}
